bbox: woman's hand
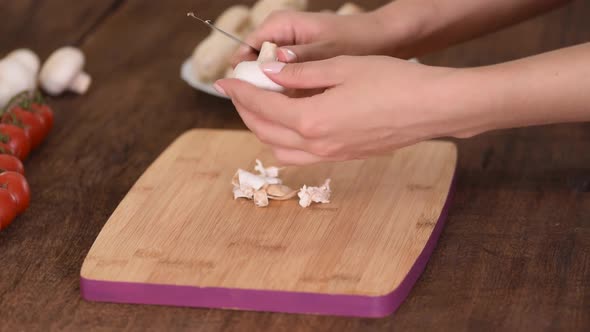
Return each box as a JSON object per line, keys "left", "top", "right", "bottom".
{"left": 215, "top": 56, "right": 481, "bottom": 165}
{"left": 230, "top": 10, "right": 402, "bottom": 67}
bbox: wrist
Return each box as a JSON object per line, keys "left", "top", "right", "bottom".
{"left": 426, "top": 67, "right": 504, "bottom": 139}
{"left": 371, "top": 1, "right": 439, "bottom": 59}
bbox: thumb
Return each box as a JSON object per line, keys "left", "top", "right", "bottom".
{"left": 260, "top": 58, "right": 345, "bottom": 90}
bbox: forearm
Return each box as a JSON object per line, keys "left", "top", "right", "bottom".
{"left": 447, "top": 42, "right": 590, "bottom": 137}
{"left": 373, "top": 0, "right": 572, "bottom": 58}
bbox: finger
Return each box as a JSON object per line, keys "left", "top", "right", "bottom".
{"left": 233, "top": 99, "right": 306, "bottom": 150}
{"left": 215, "top": 78, "right": 304, "bottom": 129}
{"left": 270, "top": 147, "right": 325, "bottom": 166}
{"left": 230, "top": 13, "right": 299, "bottom": 67}
{"left": 277, "top": 42, "right": 338, "bottom": 63}
{"left": 230, "top": 45, "right": 259, "bottom": 68}
{"left": 259, "top": 58, "right": 346, "bottom": 90}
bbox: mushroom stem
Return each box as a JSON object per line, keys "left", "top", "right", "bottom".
{"left": 257, "top": 42, "right": 278, "bottom": 63}
{"left": 69, "top": 71, "right": 91, "bottom": 94}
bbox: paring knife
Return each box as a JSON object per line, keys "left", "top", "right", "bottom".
{"left": 187, "top": 12, "right": 260, "bottom": 54}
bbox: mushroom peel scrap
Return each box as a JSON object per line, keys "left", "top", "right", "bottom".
{"left": 39, "top": 46, "right": 91, "bottom": 96}
{"left": 232, "top": 159, "right": 331, "bottom": 208}
{"left": 232, "top": 41, "right": 285, "bottom": 92}
{"left": 190, "top": 5, "right": 251, "bottom": 82}
{"left": 232, "top": 160, "right": 296, "bottom": 207}
{"left": 298, "top": 179, "right": 332, "bottom": 208}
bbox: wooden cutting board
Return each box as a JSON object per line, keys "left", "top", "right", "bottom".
{"left": 80, "top": 129, "right": 457, "bottom": 318}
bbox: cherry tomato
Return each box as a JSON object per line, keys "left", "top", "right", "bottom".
{"left": 0, "top": 155, "right": 25, "bottom": 175}
{"left": 0, "top": 171, "right": 30, "bottom": 214}
{"left": 0, "top": 188, "right": 18, "bottom": 230}
{"left": 0, "top": 124, "right": 31, "bottom": 160}
{"left": 30, "top": 102, "right": 54, "bottom": 133}
{"left": 2, "top": 106, "right": 46, "bottom": 149}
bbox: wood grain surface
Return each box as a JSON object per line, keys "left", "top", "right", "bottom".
{"left": 1, "top": 0, "right": 589, "bottom": 331}
{"left": 81, "top": 129, "right": 456, "bottom": 297}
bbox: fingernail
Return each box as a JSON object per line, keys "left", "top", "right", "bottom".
{"left": 279, "top": 48, "right": 297, "bottom": 62}
{"left": 213, "top": 82, "right": 226, "bottom": 96}
{"left": 260, "top": 61, "right": 286, "bottom": 74}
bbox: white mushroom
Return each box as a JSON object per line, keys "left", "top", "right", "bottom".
{"left": 0, "top": 55, "right": 36, "bottom": 108}
{"left": 298, "top": 179, "right": 332, "bottom": 208}
{"left": 336, "top": 3, "right": 364, "bottom": 15}
{"left": 232, "top": 41, "right": 286, "bottom": 92}
{"left": 5, "top": 49, "right": 40, "bottom": 77}
{"left": 250, "top": 0, "right": 308, "bottom": 27}
{"left": 39, "top": 46, "right": 91, "bottom": 96}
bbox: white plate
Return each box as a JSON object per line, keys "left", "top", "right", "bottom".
{"left": 181, "top": 57, "right": 421, "bottom": 100}
{"left": 180, "top": 58, "right": 230, "bottom": 99}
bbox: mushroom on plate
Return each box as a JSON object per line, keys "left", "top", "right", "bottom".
{"left": 39, "top": 46, "right": 91, "bottom": 96}
{"left": 337, "top": 3, "right": 364, "bottom": 15}
{"left": 190, "top": 5, "right": 252, "bottom": 82}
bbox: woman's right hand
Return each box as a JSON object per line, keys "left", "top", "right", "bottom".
{"left": 230, "top": 10, "right": 396, "bottom": 66}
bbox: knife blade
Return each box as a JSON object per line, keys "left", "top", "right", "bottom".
{"left": 187, "top": 12, "right": 260, "bottom": 54}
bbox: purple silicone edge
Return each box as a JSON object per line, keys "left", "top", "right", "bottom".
{"left": 80, "top": 172, "right": 456, "bottom": 318}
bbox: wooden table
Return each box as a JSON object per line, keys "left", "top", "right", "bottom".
{"left": 1, "top": 1, "right": 588, "bottom": 331}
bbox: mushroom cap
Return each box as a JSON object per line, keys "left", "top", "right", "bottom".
{"left": 0, "top": 82, "right": 14, "bottom": 107}
{"left": 5, "top": 48, "right": 40, "bottom": 74}
{"left": 233, "top": 61, "right": 285, "bottom": 92}
{"left": 0, "top": 59, "right": 35, "bottom": 102}
{"left": 39, "top": 46, "right": 85, "bottom": 95}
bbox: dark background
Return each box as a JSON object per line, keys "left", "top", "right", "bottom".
{"left": 0, "top": 0, "right": 588, "bottom": 331}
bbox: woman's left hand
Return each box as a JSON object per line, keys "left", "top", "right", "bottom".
{"left": 214, "top": 55, "right": 480, "bottom": 165}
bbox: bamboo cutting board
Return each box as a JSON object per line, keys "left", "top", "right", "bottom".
{"left": 80, "top": 129, "right": 457, "bottom": 318}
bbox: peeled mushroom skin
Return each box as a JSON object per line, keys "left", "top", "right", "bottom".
{"left": 192, "top": 34, "right": 241, "bottom": 82}
{"left": 213, "top": 5, "right": 252, "bottom": 36}
{"left": 253, "top": 189, "right": 269, "bottom": 207}
{"left": 39, "top": 46, "right": 91, "bottom": 96}
{"left": 266, "top": 184, "right": 298, "bottom": 200}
